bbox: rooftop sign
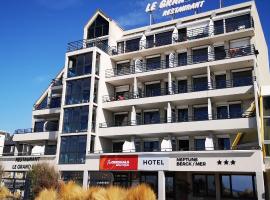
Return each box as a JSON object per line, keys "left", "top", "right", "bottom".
{"left": 145, "top": 0, "right": 205, "bottom": 16}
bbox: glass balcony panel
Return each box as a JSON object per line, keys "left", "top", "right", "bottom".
{"left": 146, "top": 57, "right": 161, "bottom": 71}
{"left": 178, "top": 108, "right": 189, "bottom": 122}
{"left": 155, "top": 31, "right": 172, "bottom": 46}
{"left": 144, "top": 141, "right": 159, "bottom": 152}
{"left": 178, "top": 80, "right": 188, "bottom": 93}
{"left": 216, "top": 106, "right": 228, "bottom": 119}
{"left": 195, "top": 139, "right": 206, "bottom": 151}
{"left": 116, "top": 62, "right": 130, "bottom": 75}
{"left": 125, "top": 38, "right": 140, "bottom": 52}
{"left": 145, "top": 83, "right": 161, "bottom": 97}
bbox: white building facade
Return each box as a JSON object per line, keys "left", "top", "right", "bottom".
{"left": 1, "top": 1, "right": 270, "bottom": 200}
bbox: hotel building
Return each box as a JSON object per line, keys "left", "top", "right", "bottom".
{"left": 1, "top": 1, "right": 270, "bottom": 200}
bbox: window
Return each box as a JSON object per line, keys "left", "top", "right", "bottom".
{"left": 155, "top": 31, "right": 172, "bottom": 46}
{"left": 146, "top": 35, "right": 154, "bottom": 48}
{"left": 179, "top": 140, "right": 189, "bottom": 151}
{"left": 178, "top": 52, "right": 187, "bottom": 66}
{"left": 146, "top": 57, "right": 161, "bottom": 71}
{"left": 178, "top": 28, "right": 187, "bottom": 42}
{"left": 214, "top": 20, "right": 224, "bottom": 35}
{"left": 87, "top": 15, "right": 109, "bottom": 39}
{"left": 264, "top": 118, "right": 270, "bottom": 140}
{"left": 62, "top": 171, "right": 84, "bottom": 185}
{"left": 113, "top": 142, "right": 124, "bottom": 153}
{"left": 193, "top": 174, "right": 216, "bottom": 197}
{"left": 263, "top": 96, "right": 270, "bottom": 116}
{"left": 218, "top": 138, "right": 230, "bottom": 150}
{"left": 95, "top": 52, "right": 100, "bottom": 75}
{"left": 45, "top": 145, "right": 56, "bottom": 155}
{"left": 215, "top": 74, "right": 226, "bottom": 89}
{"left": 68, "top": 53, "right": 92, "bottom": 77}
{"left": 144, "top": 141, "right": 159, "bottom": 152}
{"left": 126, "top": 38, "right": 140, "bottom": 52}
{"left": 178, "top": 108, "right": 188, "bottom": 122}
{"left": 114, "top": 114, "right": 128, "bottom": 126}
{"left": 193, "top": 107, "right": 208, "bottom": 121}
{"left": 59, "top": 135, "right": 87, "bottom": 164}
{"left": 145, "top": 83, "right": 161, "bottom": 97}
{"left": 214, "top": 46, "right": 226, "bottom": 60}
{"left": 193, "top": 76, "right": 208, "bottom": 91}
{"left": 90, "top": 135, "right": 95, "bottom": 153}
{"left": 220, "top": 174, "right": 256, "bottom": 198}
{"left": 34, "top": 121, "right": 45, "bottom": 132}
{"left": 50, "top": 97, "right": 61, "bottom": 108}
{"left": 116, "top": 62, "right": 130, "bottom": 75}
{"left": 232, "top": 70, "right": 253, "bottom": 87}
{"left": 63, "top": 106, "right": 89, "bottom": 133}
{"left": 216, "top": 106, "right": 228, "bottom": 119}
{"left": 195, "top": 139, "right": 205, "bottom": 151}
{"left": 178, "top": 80, "right": 188, "bottom": 93}
{"left": 35, "top": 96, "right": 48, "bottom": 110}
{"left": 65, "top": 78, "right": 90, "bottom": 105}
{"left": 144, "top": 111, "right": 160, "bottom": 124}
{"left": 192, "top": 48, "right": 208, "bottom": 63}
{"left": 229, "top": 104, "right": 242, "bottom": 118}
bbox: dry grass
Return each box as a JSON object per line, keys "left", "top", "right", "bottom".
{"left": 0, "top": 186, "right": 12, "bottom": 199}
{"left": 126, "top": 184, "right": 156, "bottom": 200}
{"left": 58, "top": 181, "right": 86, "bottom": 200}
{"left": 35, "top": 188, "right": 58, "bottom": 200}
{"left": 36, "top": 183, "right": 156, "bottom": 200}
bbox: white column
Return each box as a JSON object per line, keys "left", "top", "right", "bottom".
{"left": 172, "top": 27, "right": 178, "bottom": 44}
{"left": 158, "top": 171, "right": 166, "bottom": 200}
{"left": 83, "top": 170, "right": 88, "bottom": 189}
{"left": 133, "top": 77, "right": 138, "bottom": 98}
{"left": 167, "top": 102, "right": 172, "bottom": 123}
{"left": 168, "top": 72, "right": 172, "bottom": 94}
{"left": 131, "top": 106, "right": 136, "bottom": 125}
{"left": 208, "top": 45, "right": 214, "bottom": 62}
{"left": 207, "top": 65, "right": 212, "bottom": 90}
{"left": 255, "top": 171, "right": 265, "bottom": 200}
{"left": 161, "top": 137, "right": 172, "bottom": 151}
{"left": 209, "top": 18, "right": 214, "bottom": 36}
{"left": 208, "top": 98, "right": 212, "bottom": 120}
{"left": 205, "top": 134, "right": 214, "bottom": 150}
{"left": 169, "top": 53, "right": 175, "bottom": 68}
{"left": 135, "top": 59, "right": 142, "bottom": 73}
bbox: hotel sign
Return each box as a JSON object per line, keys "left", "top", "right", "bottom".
{"left": 138, "top": 157, "right": 169, "bottom": 170}
{"left": 145, "top": 0, "right": 205, "bottom": 16}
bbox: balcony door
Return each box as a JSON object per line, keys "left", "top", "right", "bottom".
{"left": 229, "top": 104, "right": 242, "bottom": 118}
{"left": 114, "top": 113, "right": 129, "bottom": 126}
{"left": 193, "top": 76, "right": 208, "bottom": 91}
{"left": 145, "top": 83, "right": 161, "bottom": 97}
{"left": 216, "top": 106, "right": 228, "bottom": 119}
{"left": 192, "top": 48, "right": 208, "bottom": 63}
{"left": 146, "top": 56, "right": 161, "bottom": 71}
{"left": 144, "top": 111, "right": 160, "bottom": 124}
{"left": 232, "top": 70, "right": 252, "bottom": 87}
{"left": 193, "top": 106, "right": 208, "bottom": 121}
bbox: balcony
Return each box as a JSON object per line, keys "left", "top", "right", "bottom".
{"left": 67, "top": 38, "right": 110, "bottom": 53}
{"left": 105, "top": 45, "right": 256, "bottom": 78}
{"left": 110, "top": 19, "right": 253, "bottom": 56}
{"left": 103, "top": 77, "right": 254, "bottom": 103}
{"left": 13, "top": 128, "right": 58, "bottom": 142}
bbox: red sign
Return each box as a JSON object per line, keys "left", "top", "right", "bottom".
{"left": 100, "top": 155, "right": 138, "bottom": 170}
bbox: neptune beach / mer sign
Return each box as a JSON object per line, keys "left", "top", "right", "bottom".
{"left": 145, "top": 0, "right": 205, "bottom": 16}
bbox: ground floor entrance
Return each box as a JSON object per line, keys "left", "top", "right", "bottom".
{"left": 87, "top": 171, "right": 260, "bottom": 200}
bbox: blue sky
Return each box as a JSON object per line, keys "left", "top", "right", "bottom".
{"left": 0, "top": 0, "right": 269, "bottom": 133}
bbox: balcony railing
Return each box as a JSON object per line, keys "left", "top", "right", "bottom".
{"left": 91, "top": 145, "right": 260, "bottom": 154}
{"left": 34, "top": 101, "right": 61, "bottom": 110}
{"left": 103, "top": 77, "right": 254, "bottom": 102}
{"left": 66, "top": 19, "right": 253, "bottom": 54}
{"left": 111, "top": 19, "right": 253, "bottom": 55}
{"left": 105, "top": 45, "right": 256, "bottom": 78}
{"left": 99, "top": 111, "right": 255, "bottom": 128}
{"left": 14, "top": 128, "right": 58, "bottom": 134}
{"left": 67, "top": 38, "right": 110, "bottom": 53}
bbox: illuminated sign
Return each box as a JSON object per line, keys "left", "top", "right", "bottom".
{"left": 145, "top": 0, "right": 205, "bottom": 16}
{"left": 99, "top": 155, "right": 138, "bottom": 170}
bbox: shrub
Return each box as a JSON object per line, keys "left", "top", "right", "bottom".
{"left": 28, "top": 163, "right": 59, "bottom": 197}
{"left": 126, "top": 184, "right": 156, "bottom": 200}
{"left": 58, "top": 181, "right": 86, "bottom": 200}
{"left": 35, "top": 188, "right": 58, "bottom": 200}
{"left": 85, "top": 186, "right": 108, "bottom": 200}
{"left": 0, "top": 186, "right": 12, "bottom": 198}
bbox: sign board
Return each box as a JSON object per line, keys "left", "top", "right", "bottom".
{"left": 138, "top": 156, "right": 169, "bottom": 170}
{"left": 99, "top": 155, "right": 138, "bottom": 170}
{"left": 12, "top": 157, "right": 41, "bottom": 170}
{"left": 145, "top": 0, "right": 205, "bottom": 16}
